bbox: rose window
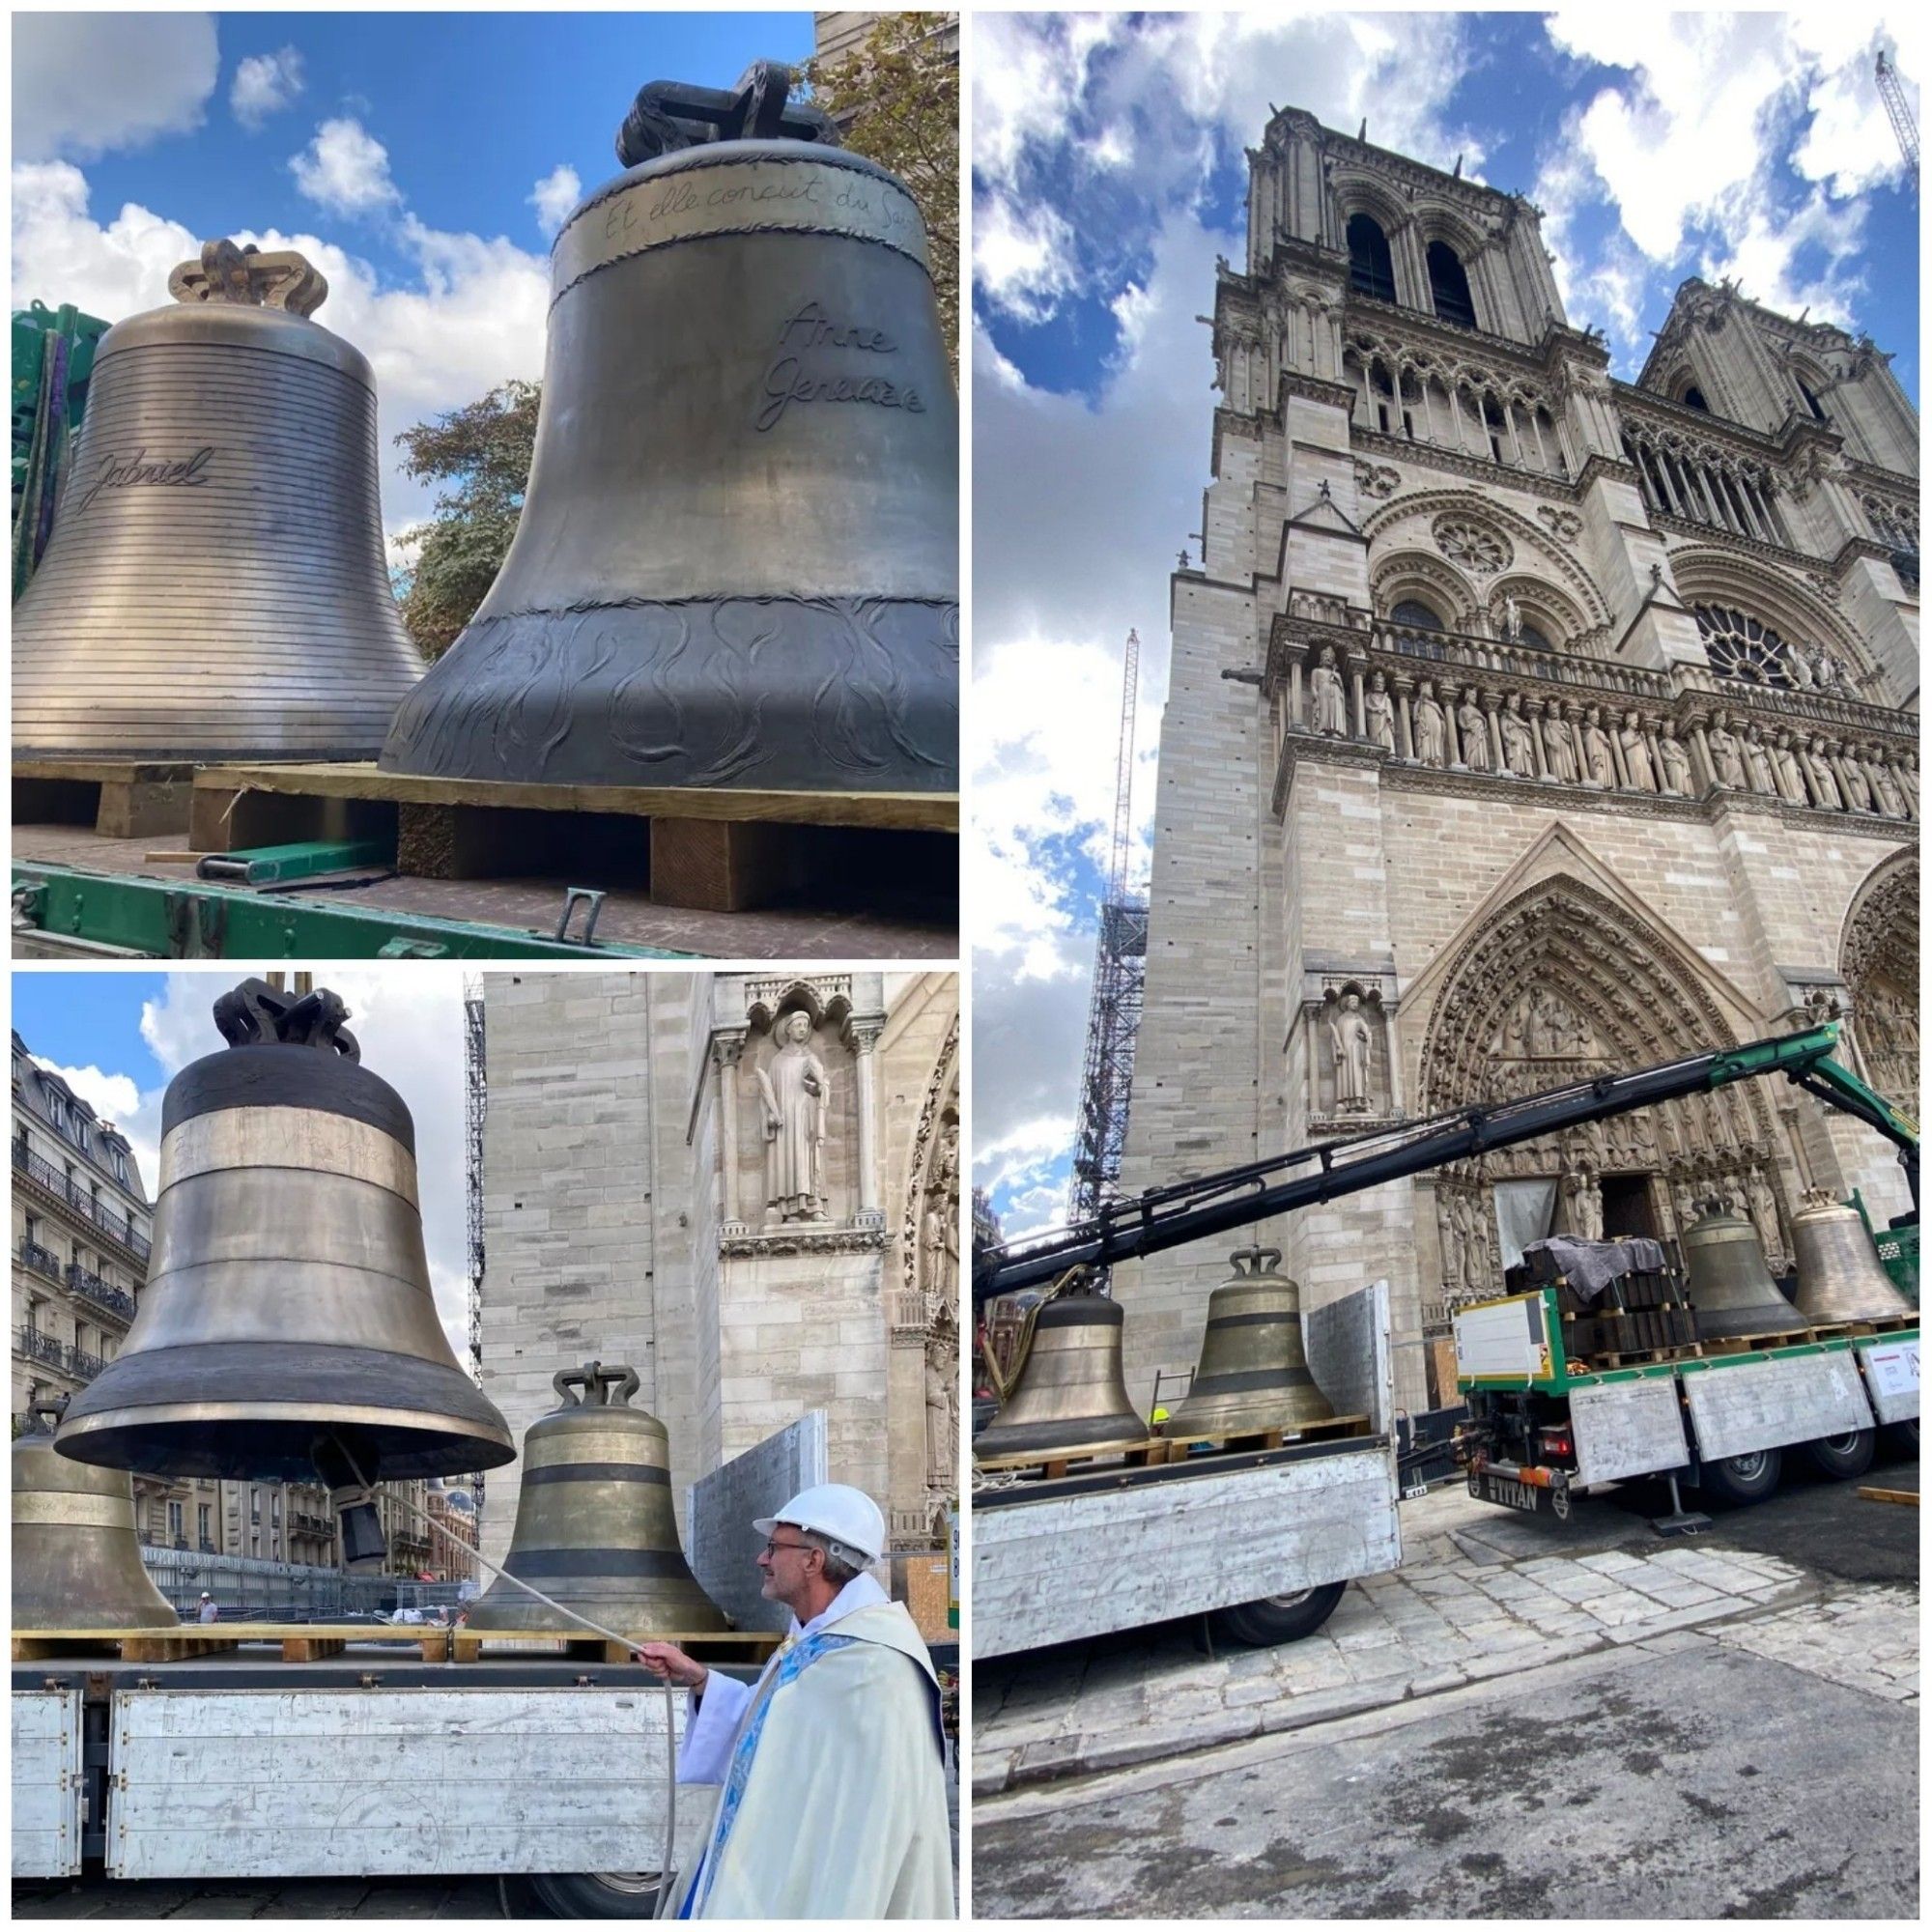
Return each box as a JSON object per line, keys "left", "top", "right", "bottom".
{"left": 1691, "top": 604, "right": 1801, "bottom": 688}
{"left": 1432, "top": 515, "right": 1512, "bottom": 576}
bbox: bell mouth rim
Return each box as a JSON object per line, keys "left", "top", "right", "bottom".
{"left": 56, "top": 1400, "right": 517, "bottom": 1479}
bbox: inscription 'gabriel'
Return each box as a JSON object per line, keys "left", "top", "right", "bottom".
{"left": 754, "top": 302, "right": 927, "bottom": 435}
{"left": 78, "top": 446, "right": 215, "bottom": 510}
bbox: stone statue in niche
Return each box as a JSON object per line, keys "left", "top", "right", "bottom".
{"left": 1742, "top": 723, "right": 1777, "bottom": 795}
{"left": 1708, "top": 713, "right": 1746, "bottom": 789}
{"left": 1499, "top": 692, "right": 1535, "bottom": 776}
{"left": 1437, "top": 1194, "right": 1465, "bottom": 1292}
{"left": 1365, "top": 669, "right": 1397, "bottom": 753}
{"left": 1618, "top": 711, "right": 1655, "bottom": 791}
{"left": 1328, "top": 991, "right": 1377, "bottom": 1112}
{"left": 1501, "top": 592, "right": 1522, "bottom": 643}
{"left": 921, "top": 1194, "right": 958, "bottom": 1320}
{"left": 1900, "top": 750, "right": 1918, "bottom": 813}
{"left": 1457, "top": 690, "right": 1491, "bottom": 771}
{"left": 1802, "top": 734, "right": 1842, "bottom": 810}
{"left": 924, "top": 1341, "right": 957, "bottom": 1489}
{"left": 1454, "top": 1190, "right": 1488, "bottom": 1293}
{"left": 1771, "top": 729, "right": 1808, "bottom": 804}
{"left": 1867, "top": 751, "right": 1907, "bottom": 817}
{"left": 1657, "top": 721, "right": 1692, "bottom": 796}
{"left": 1413, "top": 681, "right": 1446, "bottom": 766}
{"left": 757, "top": 1009, "right": 830, "bottom": 1222}
{"left": 1542, "top": 705, "right": 1579, "bottom": 783}
{"left": 1581, "top": 705, "right": 1615, "bottom": 787}
{"left": 1839, "top": 752, "right": 1873, "bottom": 812}
{"left": 1310, "top": 645, "right": 1348, "bottom": 735}
{"left": 1745, "top": 1166, "right": 1783, "bottom": 1268}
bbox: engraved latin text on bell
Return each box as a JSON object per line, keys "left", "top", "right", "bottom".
{"left": 379, "top": 65, "right": 957, "bottom": 794}
{"left": 12, "top": 240, "right": 425, "bottom": 761}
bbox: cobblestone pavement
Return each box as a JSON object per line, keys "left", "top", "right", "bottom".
{"left": 972, "top": 1473, "right": 1919, "bottom": 1918}
{"left": 972, "top": 1475, "right": 1916, "bottom": 1796}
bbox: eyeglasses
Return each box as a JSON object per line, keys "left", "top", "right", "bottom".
{"left": 761, "top": 1537, "right": 815, "bottom": 1559}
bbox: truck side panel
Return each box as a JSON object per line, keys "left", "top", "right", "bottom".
{"left": 108, "top": 1687, "right": 698, "bottom": 1880}
{"left": 1680, "top": 1351, "right": 1875, "bottom": 1463}
{"left": 1570, "top": 1378, "right": 1690, "bottom": 1486}
{"left": 1857, "top": 1336, "right": 1920, "bottom": 1423}
{"left": 12, "top": 1689, "right": 82, "bottom": 1879}
{"left": 972, "top": 1444, "right": 1400, "bottom": 1660}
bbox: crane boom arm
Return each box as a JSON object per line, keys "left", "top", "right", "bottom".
{"left": 978, "top": 1023, "right": 1915, "bottom": 1303}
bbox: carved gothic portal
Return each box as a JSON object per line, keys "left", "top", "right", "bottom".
{"left": 1418, "top": 878, "right": 1788, "bottom": 1302}
{"left": 1840, "top": 853, "right": 1918, "bottom": 1116}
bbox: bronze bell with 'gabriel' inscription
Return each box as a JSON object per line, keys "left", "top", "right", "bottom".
{"left": 974, "top": 1293, "right": 1150, "bottom": 1463}
{"left": 55, "top": 979, "right": 514, "bottom": 1567}
{"left": 1680, "top": 1197, "right": 1804, "bottom": 1342}
{"left": 379, "top": 63, "right": 957, "bottom": 794}
{"left": 1169, "top": 1248, "right": 1335, "bottom": 1438}
{"left": 468, "top": 1363, "right": 728, "bottom": 1635}
{"left": 14, "top": 1397, "right": 180, "bottom": 1631}
{"left": 1788, "top": 1189, "right": 1915, "bottom": 1324}
{"left": 13, "top": 240, "right": 424, "bottom": 761}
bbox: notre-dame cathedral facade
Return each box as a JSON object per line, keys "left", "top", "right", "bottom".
{"left": 1118, "top": 108, "right": 1919, "bottom": 1415}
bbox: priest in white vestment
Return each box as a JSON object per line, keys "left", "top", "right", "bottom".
{"left": 638, "top": 1484, "right": 952, "bottom": 1919}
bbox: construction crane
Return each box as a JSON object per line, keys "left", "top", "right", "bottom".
{"left": 1069, "top": 630, "right": 1150, "bottom": 1231}
{"left": 1876, "top": 49, "right": 1918, "bottom": 175}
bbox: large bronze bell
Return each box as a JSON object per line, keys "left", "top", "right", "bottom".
{"left": 56, "top": 980, "right": 514, "bottom": 1558}
{"left": 1169, "top": 1248, "right": 1334, "bottom": 1437}
{"left": 469, "top": 1363, "right": 727, "bottom": 1634}
{"left": 1789, "top": 1190, "right": 1915, "bottom": 1323}
{"left": 380, "top": 64, "right": 956, "bottom": 794}
{"left": 1680, "top": 1198, "right": 1803, "bottom": 1341}
{"left": 13, "top": 240, "right": 424, "bottom": 761}
{"left": 974, "top": 1293, "right": 1149, "bottom": 1461}
{"left": 14, "top": 1398, "right": 178, "bottom": 1630}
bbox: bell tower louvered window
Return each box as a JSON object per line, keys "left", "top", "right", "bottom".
{"left": 1348, "top": 214, "right": 1397, "bottom": 303}
{"left": 1426, "top": 241, "right": 1476, "bottom": 328}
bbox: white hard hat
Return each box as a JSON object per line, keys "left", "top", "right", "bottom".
{"left": 754, "top": 1484, "right": 885, "bottom": 1565}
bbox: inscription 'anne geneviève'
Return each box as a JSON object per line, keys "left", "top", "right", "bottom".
{"left": 78, "top": 446, "right": 215, "bottom": 510}
{"left": 754, "top": 303, "right": 926, "bottom": 435}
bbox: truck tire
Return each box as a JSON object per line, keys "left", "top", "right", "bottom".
{"left": 1697, "top": 1446, "right": 1782, "bottom": 1506}
{"left": 526, "top": 1872, "right": 666, "bottom": 1918}
{"left": 1881, "top": 1418, "right": 1918, "bottom": 1454}
{"left": 1208, "top": 1581, "right": 1347, "bottom": 1647}
{"left": 1799, "top": 1429, "right": 1875, "bottom": 1480}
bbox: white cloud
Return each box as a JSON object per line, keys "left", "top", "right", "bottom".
{"left": 231, "top": 46, "right": 305, "bottom": 130}
{"left": 527, "top": 164, "right": 582, "bottom": 239}
{"left": 974, "top": 194, "right": 1079, "bottom": 325}
{"left": 13, "top": 13, "right": 218, "bottom": 161}
{"left": 29, "top": 1060, "right": 149, "bottom": 1185}
{"left": 140, "top": 971, "right": 473, "bottom": 1358}
{"left": 12, "top": 161, "right": 550, "bottom": 549}
{"left": 289, "top": 116, "right": 401, "bottom": 215}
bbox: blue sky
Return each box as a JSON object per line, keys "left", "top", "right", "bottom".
{"left": 13, "top": 12, "right": 816, "bottom": 547}
{"left": 970, "top": 11, "right": 1923, "bottom": 1245}
{"left": 13, "top": 974, "right": 171, "bottom": 1104}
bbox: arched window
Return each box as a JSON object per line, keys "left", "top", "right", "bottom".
{"left": 1391, "top": 599, "right": 1444, "bottom": 631}
{"left": 1348, "top": 214, "right": 1396, "bottom": 304}
{"left": 1518, "top": 622, "right": 1552, "bottom": 650}
{"left": 1798, "top": 379, "right": 1829, "bottom": 422}
{"left": 1679, "top": 384, "right": 1709, "bottom": 412}
{"left": 1691, "top": 604, "right": 1801, "bottom": 688}
{"left": 1426, "top": 241, "right": 1477, "bottom": 328}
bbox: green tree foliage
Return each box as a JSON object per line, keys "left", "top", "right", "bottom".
{"left": 391, "top": 378, "right": 540, "bottom": 658}
{"left": 806, "top": 14, "right": 960, "bottom": 363}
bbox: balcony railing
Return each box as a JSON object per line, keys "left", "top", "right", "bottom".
{"left": 16, "top": 1326, "right": 65, "bottom": 1368}
{"left": 1373, "top": 620, "right": 1678, "bottom": 702}
{"left": 67, "top": 1343, "right": 106, "bottom": 1380}
{"left": 17, "top": 1241, "right": 62, "bottom": 1283}
{"left": 67, "top": 1263, "right": 137, "bottom": 1323}
{"left": 13, "top": 1140, "right": 152, "bottom": 1265}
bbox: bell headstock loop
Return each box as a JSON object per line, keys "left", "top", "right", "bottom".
{"left": 28, "top": 1393, "right": 70, "bottom": 1435}
{"left": 169, "top": 240, "right": 328, "bottom": 318}
{"left": 555, "top": 1362, "right": 641, "bottom": 1408}
{"left": 212, "top": 979, "right": 360, "bottom": 1061}
{"left": 614, "top": 61, "right": 841, "bottom": 167}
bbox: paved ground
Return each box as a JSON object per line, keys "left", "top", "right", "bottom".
{"left": 973, "top": 1450, "right": 1918, "bottom": 1918}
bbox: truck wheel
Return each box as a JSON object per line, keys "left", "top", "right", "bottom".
{"left": 526, "top": 1872, "right": 666, "bottom": 1918}
{"left": 1881, "top": 1418, "right": 1918, "bottom": 1455}
{"left": 1799, "top": 1429, "right": 1875, "bottom": 1480}
{"left": 1697, "top": 1446, "right": 1782, "bottom": 1506}
{"left": 1208, "top": 1581, "right": 1347, "bottom": 1647}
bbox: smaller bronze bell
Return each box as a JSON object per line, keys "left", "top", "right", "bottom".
{"left": 13, "top": 1397, "right": 179, "bottom": 1631}
{"left": 1789, "top": 1190, "right": 1915, "bottom": 1323}
{"left": 469, "top": 1363, "right": 727, "bottom": 1634}
{"left": 1169, "top": 1248, "right": 1334, "bottom": 1437}
{"left": 1680, "top": 1197, "right": 1803, "bottom": 1341}
{"left": 974, "top": 1293, "right": 1148, "bottom": 1462}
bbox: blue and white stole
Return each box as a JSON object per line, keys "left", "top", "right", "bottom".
{"left": 680, "top": 1631, "right": 859, "bottom": 1918}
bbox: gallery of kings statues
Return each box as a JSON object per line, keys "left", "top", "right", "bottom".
{"left": 1117, "top": 107, "right": 1919, "bottom": 1415}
